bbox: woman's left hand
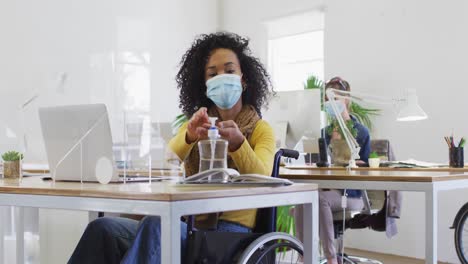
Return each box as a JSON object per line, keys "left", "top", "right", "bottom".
{"left": 217, "top": 120, "right": 245, "bottom": 152}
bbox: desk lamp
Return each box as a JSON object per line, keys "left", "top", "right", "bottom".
{"left": 325, "top": 88, "right": 428, "bottom": 169}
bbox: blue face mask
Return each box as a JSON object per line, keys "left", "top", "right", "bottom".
{"left": 324, "top": 100, "right": 346, "bottom": 117}
{"left": 206, "top": 74, "right": 243, "bottom": 109}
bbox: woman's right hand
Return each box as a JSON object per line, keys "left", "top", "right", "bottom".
{"left": 186, "top": 107, "right": 211, "bottom": 144}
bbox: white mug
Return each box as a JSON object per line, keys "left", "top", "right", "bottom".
{"left": 368, "top": 158, "right": 380, "bottom": 168}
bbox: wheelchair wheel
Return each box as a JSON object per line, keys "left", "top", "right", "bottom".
{"left": 455, "top": 205, "right": 468, "bottom": 264}
{"left": 237, "top": 232, "right": 303, "bottom": 264}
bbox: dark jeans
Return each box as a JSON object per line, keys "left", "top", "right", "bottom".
{"left": 68, "top": 216, "right": 251, "bottom": 264}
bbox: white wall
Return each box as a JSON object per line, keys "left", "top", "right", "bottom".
{"left": 0, "top": 1, "right": 217, "bottom": 263}
{"left": 325, "top": 0, "right": 468, "bottom": 263}
{"left": 223, "top": 0, "right": 468, "bottom": 262}
{"left": 0, "top": 0, "right": 218, "bottom": 163}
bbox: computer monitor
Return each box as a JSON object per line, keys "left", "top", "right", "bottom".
{"left": 262, "top": 89, "right": 322, "bottom": 150}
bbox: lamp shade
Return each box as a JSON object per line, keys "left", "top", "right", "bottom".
{"left": 396, "top": 89, "right": 428, "bottom": 121}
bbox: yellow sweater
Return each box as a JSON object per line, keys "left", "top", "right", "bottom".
{"left": 168, "top": 119, "right": 276, "bottom": 229}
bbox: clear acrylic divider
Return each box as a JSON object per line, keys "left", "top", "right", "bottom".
{"left": 165, "top": 142, "right": 183, "bottom": 182}
{"left": 122, "top": 110, "right": 153, "bottom": 184}
{"left": 152, "top": 121, "right": 168, "bottom": 181}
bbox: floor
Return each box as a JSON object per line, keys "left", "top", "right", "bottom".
{"left": 280, "top": 248, "right": 453, "bottom": 264}
{"left": 269, "top": 246, "right": 453, "bottom": 264}
{"left": 345, "top": 248, "right": 452, "bottom": 264}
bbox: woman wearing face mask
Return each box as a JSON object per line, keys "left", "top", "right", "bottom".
{"left": 68, "top": 32, "right": 275, "bottom": 264}
{"left": 295, "top": 77, "right": 370, "bottom": 264}
{"left": 323, "top": 77, "right": 370, "bottom": 165}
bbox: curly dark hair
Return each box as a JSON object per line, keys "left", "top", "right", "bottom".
{"left": 176, "top": 32, "right": 274, "bottom": 117}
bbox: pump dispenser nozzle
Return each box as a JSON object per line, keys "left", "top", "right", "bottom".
{"left": 208, "top": 117, "right": 219, "bottom": 139}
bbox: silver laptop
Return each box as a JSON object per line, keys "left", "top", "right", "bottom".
{"left": 39, "top": 104, "right": 149, "bottom": 183}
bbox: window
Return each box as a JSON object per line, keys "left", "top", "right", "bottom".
{"left": 266, "top": 11, "right": 324, "bottom": 91}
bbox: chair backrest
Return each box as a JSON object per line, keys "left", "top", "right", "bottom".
{"left": 370, "top": 139, "right": 395, "bottom": 161}
{"left": 253, "top": 149, "right": 299, "bottom": 233}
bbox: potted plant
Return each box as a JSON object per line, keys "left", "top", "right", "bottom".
{"left": 304, "top": 75, "right": 323, "bottom": 89}
{"left": 304, "top": 74, "right": 325, "bottom": 112}
{"left": 2, "top": 151, "right": 23, "bottom": 178}
{"left": 368, "top": 151, "right": 380, "bottom": 168}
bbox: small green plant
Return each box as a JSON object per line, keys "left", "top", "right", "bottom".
{"left": 276, "top": 206, "right": 296, "bottom": 255}
{"left": 2, "top": 151, "right": 23, "bottom": 161}
{"left": 276, "top": 206, "right": 296, "bottom": 236}
{"left": 304, "top": 75, "right": 323, "bottom": 89}
{"left": 369, "top": 151, "right": 379, "bottom": 159}
{"left": 171, "top": 113, "right": 188, "bottom": 134}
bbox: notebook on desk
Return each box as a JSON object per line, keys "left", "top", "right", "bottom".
{"left": 179, "top": 168, "right": 293, "bottom": 186}
{"left": 380, "top": 159, "right": 447, "bottom": 168}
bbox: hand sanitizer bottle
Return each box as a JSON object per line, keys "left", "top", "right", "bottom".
{"left": 198, "top": 117, "right": 228, "bottom": 173}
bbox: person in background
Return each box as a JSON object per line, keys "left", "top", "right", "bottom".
{"left": 68, "top": 32, "right": 276, "bottom": 264}
{"left": 323, "top": 77, "right": 370, "bottom": 165}
{"left": 295, "top": 77, "right": 370, "bottom": 264}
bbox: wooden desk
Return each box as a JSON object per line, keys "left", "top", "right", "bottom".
{"left": 280, "top": 166, "right": 468, "bottom": 264}
{"left": 0, "top": 177, "right": 319, "bottom": 264}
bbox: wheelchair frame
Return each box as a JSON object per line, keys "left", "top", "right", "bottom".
{"left": 185, "top": 149, "right": 305, "bottom": 264}
{"left": 452, "top": 201, "right": 468, "bottom": 264}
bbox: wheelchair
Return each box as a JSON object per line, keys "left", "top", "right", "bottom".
{"left": 452, "top": 202, "right": 468, "bottom": 264}
{"left": 184, "top": 149, "right": 305, "bottom": 264}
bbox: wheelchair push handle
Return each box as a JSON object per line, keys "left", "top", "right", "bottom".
{"left": 279, "top": 149, "right": 300, "bottom": 159}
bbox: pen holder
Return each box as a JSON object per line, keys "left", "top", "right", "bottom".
{"left": 449, "top": 147, "right": 464, "bottom": 168}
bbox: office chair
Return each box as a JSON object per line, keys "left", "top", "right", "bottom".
{"left": 319, "top": 139, "right": 395, "bottom": 264}
{"left": 320, "top": 191, "right": 386, "bottom": 264}
{"left": 185, "top": 149, "right": 304, "bottom": 264}
{"left": 370, "top": 139, "right": 395, "bottom": 162}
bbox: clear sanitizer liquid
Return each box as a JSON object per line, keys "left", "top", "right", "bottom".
{"left": 198, "top": 117, "right": 228, "bottom": 180}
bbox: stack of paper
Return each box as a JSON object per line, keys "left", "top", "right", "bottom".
{"left": 382, "top": 159, "right": 447, "bottom": 168}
